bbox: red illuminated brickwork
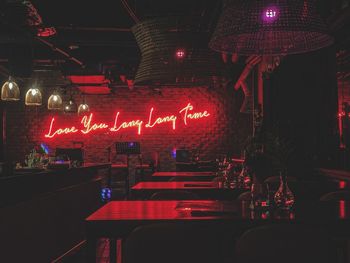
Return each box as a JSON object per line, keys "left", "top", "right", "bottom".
{"left": 5, "top": 86, "right": 251, "bottom": 170}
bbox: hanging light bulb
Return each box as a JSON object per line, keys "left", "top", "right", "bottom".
{"left": 25, "top": 87, "right": 42, "bottom": 106}
{"left": 64, "top": 97, "right": 78, "bottom": 113}
{"left": 1, "top": 76, "right": 20, "bottom": 101}
{"left": 78, "top": 102, "right": 90, "bottom": 115}
{"left": 48, "top": 92, "right": 63, "bottom": 110}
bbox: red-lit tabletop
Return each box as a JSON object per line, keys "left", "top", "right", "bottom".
{"left": 85, "top": 200, "right": 350, "bottom": 263}
{"left": 131, "top": 181, "right": 246, "bottom": 200}
{"left": 151, "top": 171, "right": 216, "bottom": 181}
{"left": 132, "top": 181, "right": 218, "bottom": 189}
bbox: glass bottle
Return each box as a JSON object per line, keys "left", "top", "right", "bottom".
{"left": 251, "top": 181, "right": 270, "bottom": 209}
{"left": 250, "top": 173, "right": 270, "bottom": 209}
{"left": 238, "top": 164, "right": 252, "bottom": 189}
{"left": 274, "top": 173, "right": 295, "bottom": 209}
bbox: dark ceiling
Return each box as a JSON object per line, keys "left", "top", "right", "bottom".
{"left": 0, "top": 0, "right": 349, "bottom": 86}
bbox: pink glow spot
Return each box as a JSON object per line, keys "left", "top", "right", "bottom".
{"left": 263, "top": 7, "right": 279, "bottom": 22}
{"left": 175, "top": 49, "right": 186, "bottom": 59}
{"left": 266, "top": 9, "right": 276, "bottom": 18}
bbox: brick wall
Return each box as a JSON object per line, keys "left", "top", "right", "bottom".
{"left": 5, "top": 86, "right": 251, "bottom": 170}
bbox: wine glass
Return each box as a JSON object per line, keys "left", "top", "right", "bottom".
{"left": 251, "top": 182, "right": 270, "bottom": 210}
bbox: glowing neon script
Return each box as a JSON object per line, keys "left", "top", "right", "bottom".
{"left": 44, "top": 103, "right": 210, "bottom": 138}
{"left": 45, "top": 118, "right": 78, "bottom": 138}
{"left": 81, "top": 114, "right": 109, "bottom": 134}
{"left": 145, "top": 108, "right": 177, "bottom": 130}
{"left": 179, "top": 103, "right": 210, "bottom": 125}
{"left": 110, "top": 112, "right": 143, "bottom": 135}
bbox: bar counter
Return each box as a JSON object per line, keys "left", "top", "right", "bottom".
{"left": 0, "top": 162, "right": 111, "bottom": 207}
{"left": 0, "top": 162, "right": 111, "bottom": 262}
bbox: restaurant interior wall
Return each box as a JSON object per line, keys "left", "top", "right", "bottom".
{"left": 4, "top": 85, "right": 251, "bottom": 170}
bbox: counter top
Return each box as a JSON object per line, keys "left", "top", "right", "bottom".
{"left": 4, "top": 162, "right": 111, "bottom": 178}
{"left": 0, "top": 163, "right": 111, "bottom": 207}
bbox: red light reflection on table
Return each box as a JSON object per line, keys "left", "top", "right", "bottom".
{"left": 339, "top": 200, "right": 346, "bottom": 219}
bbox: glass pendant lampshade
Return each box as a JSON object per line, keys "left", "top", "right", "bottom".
{"left": 78, "top": 103, "right": 90, "bottom": 115}
{"left": 1, "top": 77, "right": 20, "bottom": 101}
{"left": 25, "top": 88, "right": 42, "bottom": 106}
{"left": 48, "top": 93, "right": 63, "bottom": 110}
{"left": 64, "top": 97, "right": 78, "bottom": 113}
{"left": 209, "top": 0, "right": 334, "bottom": 55}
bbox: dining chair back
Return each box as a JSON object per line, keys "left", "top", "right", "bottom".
{"left": 235, "top": 224, "right": 335, "bottom": 263}
{"left": 237, "top": 191, "right": 251, "bottom": 201}
{"left": 150, "top": 190, "right": 200, "bottom": 200}
{"left": 320, "top": 190, "right": 350, "bottom": 201}
{"left": 124, "top": 223, "right": 224, "bottom": 263}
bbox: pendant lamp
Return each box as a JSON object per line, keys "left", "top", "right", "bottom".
{"left": 25, "top": 87, "right": 42, "bottom": 106}
{"left": 209, "top": 0, "right": 334, "bottom": 55}
{"left": 1, "top": 76, "right": 20, "bottom": 101}
{"left": 78, "top": 99, "right": 90, "bottom": 115}
{"left": 132, "top": 16, "right": 224, "bottom": 85}
{"left": 48, "top": 92, "right": 63, "bottom": 110}
{"left": 64, "top": 97, "right": 78, "bottom": 113}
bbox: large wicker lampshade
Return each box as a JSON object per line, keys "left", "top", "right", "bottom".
{"left": 132, "top": 17, "right": 224, "bottom": 85}
{"left": 209, "top": 0, "right": 334, "bottom": 55}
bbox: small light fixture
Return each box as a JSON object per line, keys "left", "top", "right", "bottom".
{"left": 263, "top": 7, "right": 279, "bottom": 22}
{"left": 64, "top": 97, "right": 78, "bottom": 113}
{"left": 175, "top": 48, "right": 186, "bottom": 59}
{"left": 25, "top": 87, "right": 42, "bottom": 106}
{"left": 1, "top": 76, "right": 20, "bottom": 101}
{"left": 78, "top": 98, "right": 90, "bottom": 115}
{"left": 48, "top": 92, "right": 63, "bottom": 110}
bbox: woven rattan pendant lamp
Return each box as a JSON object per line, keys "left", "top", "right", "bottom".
{"left": 209, "top": 0, "right": 334, "bottom": 55}
{"left": 132, "top": 17, "right": 224, "bottom": 85}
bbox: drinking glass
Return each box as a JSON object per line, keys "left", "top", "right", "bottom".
{"left": 251, "top": 182, "right": 270, "bottom": 210}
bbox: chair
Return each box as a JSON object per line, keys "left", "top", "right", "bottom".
{"left": 150, "top": 190, "right": 200, "bottom": 200}
{"left": 136, "top": 152, "right": 159, "bottom": 180}
{"left": 320, "top": 190, "right": 350, "bottom": 201}
{"left": 123, "top": 223, "right": 224, "bottom": 263}
{"left": 197, "top": 160, "right": 217, "bottom": 172}
{"left": 264, "top": 176, "right": 297, "bottom": 192}
{"left": 237, "top": 191, "right": 251, "bottom": 201}
{"left": 264, "top": 176, "right": 298, "bottom": 184}
{"left": 212, "top": 176, "right": 225, "bottom": 182}
{"left": 235, "top": 224, "right": 336, "bottom": 263}
{"left": 168, "top": 176, "right": 211, "bottom": 182}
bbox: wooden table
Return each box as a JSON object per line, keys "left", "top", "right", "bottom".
{"left": 85, "top": 200, "right": 350, "bottom": 263}
{"left": 131, "top": 181, "right": 248, "bottom": 200}
{"left": 151, "top": 171, "right": 216, "bottom": 181}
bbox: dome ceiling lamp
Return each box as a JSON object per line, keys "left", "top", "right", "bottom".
{"left": 47, "top": 90, "right": 63, "bottom": 110}
{"left": 25, "top": 86, "right": 42, "bottom": 106}
{"left": 64, "top": 96, "right": 78, "bottom": 113}
{"left": 209, "top": 0, "right": 334, "bottom": 56}
{"left": 1, "top": 76, "right": 20, "bottom": 101}
{"left": 78, "top": 96, "right": 90, "bottom": 115}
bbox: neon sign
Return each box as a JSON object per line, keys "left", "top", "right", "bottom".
{"left": 44, "top": 103, "right": 210, "bottom": 138}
